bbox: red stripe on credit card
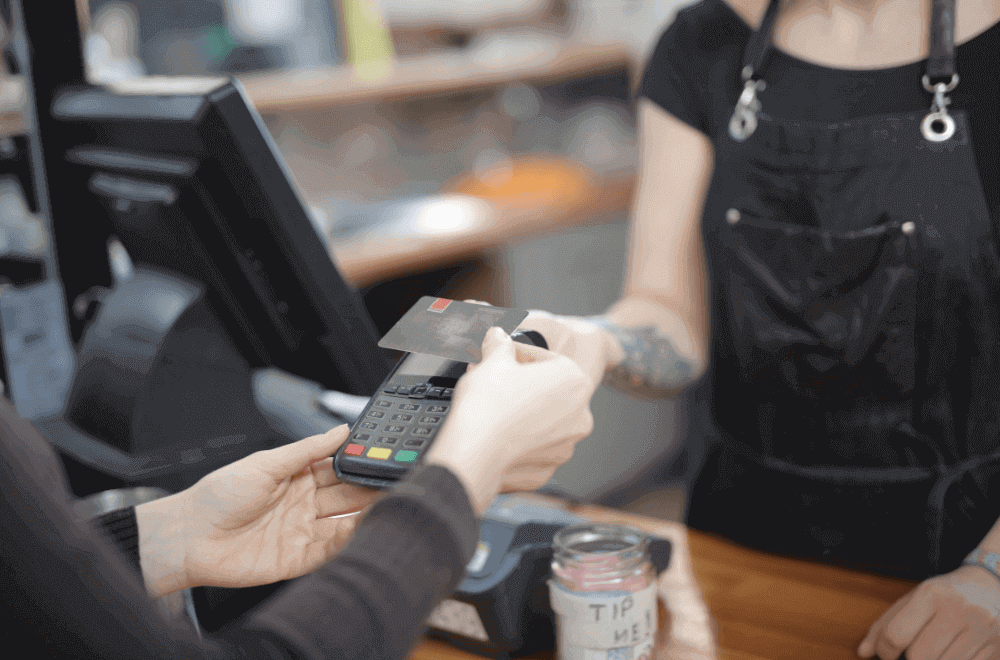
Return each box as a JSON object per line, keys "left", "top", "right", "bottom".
{"left": 428, "top": 298, "right": 452, "bottom": 312}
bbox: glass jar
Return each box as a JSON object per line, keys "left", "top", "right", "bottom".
{"left": 550, "top": 523, "right": 658, "bottom": 660}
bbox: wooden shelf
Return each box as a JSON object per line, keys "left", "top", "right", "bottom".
{"left": 238, "top": 40, "right": 630, "bottom": 113}
{"left": 0, "top": 39, "right": 630, "bottom": 126}
{"left": 0, "top": 45, "right": 637, "bottom": 287}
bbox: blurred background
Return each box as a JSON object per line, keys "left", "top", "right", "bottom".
{"left": 2, "top": 0, "right": 698, "bottom": 514}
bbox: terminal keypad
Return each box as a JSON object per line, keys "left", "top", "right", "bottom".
{"left": 343, "top": 384, "right": 452, "bottom": 465}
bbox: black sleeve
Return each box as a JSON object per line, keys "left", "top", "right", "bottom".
{"left": 640, "top": 11, "right": 712, "bottom": 134}
{"left": 640, "top": 0, "right": 753, "bottom": 138}
{"left": 0, "top": 396, "right": 478, "bottom": 660}
{"left": 239, "top": 465, "right": 478, "bottom": 660}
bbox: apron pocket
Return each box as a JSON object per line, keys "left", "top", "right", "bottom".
{"left": 723, "top": 217, "right": 916, "bottom": 400}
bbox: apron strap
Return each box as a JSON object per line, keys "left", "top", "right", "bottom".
{"left": 740, "top": 0, "right": 782, "bottom": 82}
{"left": 927, "top": 0, "right": 957, "bottom": 83}
{"left": 731, "top": 0, "right": 961, "bottom": 143}
{"left": 921, "top": 0, "right": 959, "bottom": 141}
{"left": 729, "top": 0, "right": 781, "bottom": 140}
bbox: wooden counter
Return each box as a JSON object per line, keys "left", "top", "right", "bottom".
{"left": 409, "top": 498, "right": 917, "bottom": 660}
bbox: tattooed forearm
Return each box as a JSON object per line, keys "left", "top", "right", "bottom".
{"left": 586, "top": 317, "right": 698, "bottom": 395}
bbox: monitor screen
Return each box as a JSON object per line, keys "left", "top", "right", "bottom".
{"left": 49, "top": 77, "right": 391, "bottom": 395}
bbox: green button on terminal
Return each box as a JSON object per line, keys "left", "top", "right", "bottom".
{"left": 394, "top": 450, "right": 418, "bottom": 463}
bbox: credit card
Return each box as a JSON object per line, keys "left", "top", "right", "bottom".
{"left": 378, "top": 297, "right": 529, "bottom": 363}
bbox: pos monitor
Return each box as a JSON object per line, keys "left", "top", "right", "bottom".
{"left": 49, "top": 78, "right": 391, "bottom": 396}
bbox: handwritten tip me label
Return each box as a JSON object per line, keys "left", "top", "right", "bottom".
{"left": 549, "top": 582, "right": 657, "bottom": 655}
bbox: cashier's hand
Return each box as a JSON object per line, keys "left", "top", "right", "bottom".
{"left": 426, "top": 326, "right": 595, "bottom": 514}
{"left": 135, "top": 426, "right": 376, "bottom": 598}
{"left": 858, "top": 566, "right": 1000, "bottom": 660}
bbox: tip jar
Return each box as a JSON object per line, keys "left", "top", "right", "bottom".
{"left": 550, "top": 523, "right": 658, "bottom": 660}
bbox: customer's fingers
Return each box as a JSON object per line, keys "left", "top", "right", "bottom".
{"left": 466, "top": 338, "right": 552, "bottom": 374}
{"left": 314, "top": 483, "right": 377, "bottom": 518}
{"left": 311, "top": 457, "right": 338, "bottom": 487}
{"left": 258, "top": 425, "right": 351, "bottom": 479}
{"left": 479, "top": 327, "right": 516, "bottom": 365}
{"left": 512, "top": 341, "right": 553, "bottom": 363}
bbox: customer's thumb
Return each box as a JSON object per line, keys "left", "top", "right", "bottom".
{"left": 480, "top": 327, "right": 514, "bottom": 364}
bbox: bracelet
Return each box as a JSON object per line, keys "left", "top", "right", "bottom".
{"left": 963, "top": 548, "right": 1000, "bottom": 586}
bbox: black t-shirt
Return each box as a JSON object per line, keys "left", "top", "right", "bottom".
{"left": 640, "top": 0, "right": 1000, "bottom": 228}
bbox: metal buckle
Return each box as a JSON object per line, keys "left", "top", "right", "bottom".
{"left": 729, "top": 74, "right": 765, "bottom": 142}
{"left": 920, "top": 74, "right": 959, "bottom": 143}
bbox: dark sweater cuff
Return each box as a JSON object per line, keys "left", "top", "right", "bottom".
{"left": 334, "top": 463, "right": 480, "bottom": 586}
{"left": 376, "top": 464, "right": 479, "bottom": 563}
{"left": 91, "top": 506, "right": 142, "bottom": 576}
{"left": 245, "top": 464, "right": 479, "bottom": 660}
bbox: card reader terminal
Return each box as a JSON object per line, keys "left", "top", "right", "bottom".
{"left": 333, "top": 330, "right": 547, "bottom": 489}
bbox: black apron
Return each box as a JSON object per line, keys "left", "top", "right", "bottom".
{"left": 686, "top": 0, "right": 1000, "bottom": 580}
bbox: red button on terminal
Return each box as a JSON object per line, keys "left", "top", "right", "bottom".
{"left": 344, "top": 444, "right": 365, "bottom": 456}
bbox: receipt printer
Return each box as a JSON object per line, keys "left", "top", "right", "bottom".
{"left": 426, "top": 495, "right": 672, "bottom": 659}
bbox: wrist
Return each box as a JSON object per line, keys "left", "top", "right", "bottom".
{"left": 582, "top": 316, "right": 627, "bottom": 369}
{"left": 424, "top": 414, "right": 503, "bottom": 515}
{"left": 135, "top": 491, "right": 193, "bottom": 598}
{"left": 961, "top": 548, "right": 1000, "bottom": 588}
{"left": 423, "top": 452, "right": 498, "bottom": 516}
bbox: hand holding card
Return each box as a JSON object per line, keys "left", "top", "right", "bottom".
{"left": 335, "top": 298, "right": 540, "bottom": 489}
{"left": 424, "top": 327, "right": 594, "bottom": 514}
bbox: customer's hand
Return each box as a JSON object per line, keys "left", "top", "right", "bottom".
{"left": 426, "top": 326, "right": 595, "bottom": 514}
{"left": 464, "top": 301, "right": 623, "bottom": 393}
{"left": 136, "top": 426, "right": 376, "bottom": 597}
{"left": 858, "top": 566, "right": 1000, "bottom": 660}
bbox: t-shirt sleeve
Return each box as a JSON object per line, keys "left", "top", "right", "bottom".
{"left": 640, "top": 8, "right": 713, "bottom": 134}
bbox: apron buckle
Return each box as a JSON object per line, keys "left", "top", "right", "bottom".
{"left": 729, "top": 78, "right": 764, "bottom": 142}
{"left": 920, "top": 74, "right": 959, "bottom": 143}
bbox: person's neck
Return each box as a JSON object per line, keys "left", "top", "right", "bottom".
{"left": 781, "top": 0, "right": 925, "bottom": 25}
{"left": 725, "top": 0, "right": 920, "bottom": 30}
{"left": 759, "top": 0, "right": 927, "bottom": 69}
